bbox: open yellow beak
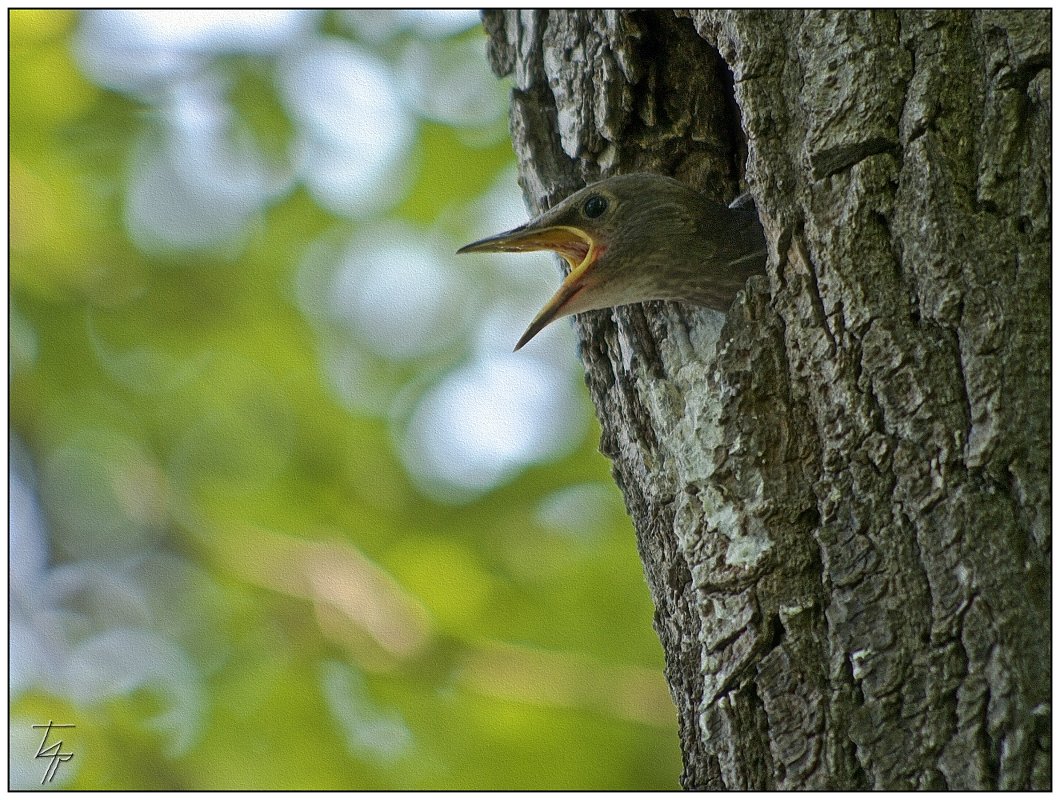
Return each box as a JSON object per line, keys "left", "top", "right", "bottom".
{"left": 458, "top": 224, "right": 601, "bottom": 350}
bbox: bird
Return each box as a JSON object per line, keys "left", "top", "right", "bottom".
{"left": 458, "top": 172, "right": 768, "bottom": 351}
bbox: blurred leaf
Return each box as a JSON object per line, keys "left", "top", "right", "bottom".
{"left": 227, "top": 56, "right": 296, "bottom": 163}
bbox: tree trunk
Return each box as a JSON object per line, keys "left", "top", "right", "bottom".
{"left": 480, "top": 9, "right": 1050, "bottom": 791}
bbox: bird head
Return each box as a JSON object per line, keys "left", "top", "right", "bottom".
{"left": 459, "top": 173, "right": 716, "bottom": 350}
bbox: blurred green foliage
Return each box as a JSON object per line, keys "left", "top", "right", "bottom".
{"left": 9, "top": 10, "right": 681, "bottom": 789}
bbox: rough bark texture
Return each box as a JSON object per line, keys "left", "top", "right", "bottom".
{"left": 481, "top": 10, "right": 1050, "bottom": 790}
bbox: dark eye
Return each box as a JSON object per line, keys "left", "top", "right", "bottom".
{"left": 582, "top": 195, "right": 608, "bottom": 218}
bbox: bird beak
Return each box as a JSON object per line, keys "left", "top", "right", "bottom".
{"left": 458, "top": 223, "right": 601, "bottom": 350}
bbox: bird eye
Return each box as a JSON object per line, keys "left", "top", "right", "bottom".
{"left": 582, "top": 195, "right": 608, "bottom": 218}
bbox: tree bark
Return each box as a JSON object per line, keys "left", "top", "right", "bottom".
{"left": 481, "top": 9, "right": 1050, "bottom": 790}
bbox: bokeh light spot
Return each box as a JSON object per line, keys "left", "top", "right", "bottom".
{"left": 399, "top": 355, "right": 585, "bottom": 501}
{"left": 280, "top": 38, "right": 414, "bottom": 216}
